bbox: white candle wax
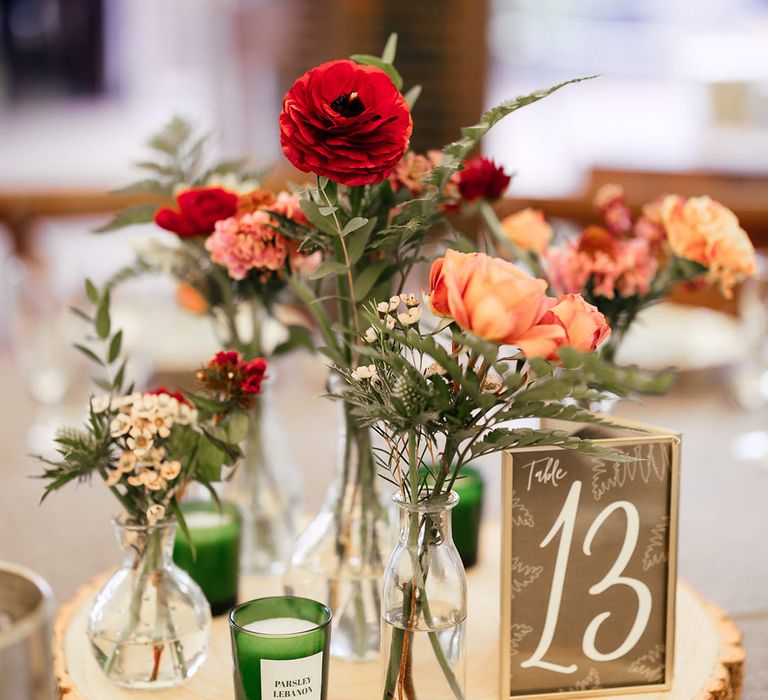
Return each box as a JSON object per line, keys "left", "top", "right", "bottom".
{"left": 183, "top": 511, "right": 232, "bottom": 529}
{"left": 243, "top": 617, "right": 317, "bottom": 635}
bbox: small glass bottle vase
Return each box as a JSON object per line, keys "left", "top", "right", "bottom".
{"left": 285, "top": 381, "right": 393, "bottom": 662}
{"left": 381, "top": 492, "right": 467, "bottom": 700}
{"left": 87, "top": 517, "right": 211, "bottom": 689}
{"left": 224, "top": 383, "right": 300, "bottom": 575}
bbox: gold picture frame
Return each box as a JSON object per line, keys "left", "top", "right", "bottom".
{"left": 500, "top": 416, "right": 681, "bottom": 699}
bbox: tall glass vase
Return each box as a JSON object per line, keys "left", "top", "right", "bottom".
{"left": 224, "top": 384, "right": 300, "bottom": 574}
{"left": 381, "top": 492, "right": 467, "bottom": 700}
{"left": 285, "top": 376, "right": 393, "bottom": 661}
{"left": 87, "top": 517, "right": 211, "bottom": 689}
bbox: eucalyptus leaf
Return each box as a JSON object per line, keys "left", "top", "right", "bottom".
{"left": 300, "top": 200, "right": 340, "bottom": 237}
{"left": 353, "top": 260, "right": 388, "bottom": 301}
{"left": 342, "top": 217, "right": 369, "bottom": 236}
{"left": 308, "top": 260, "right": 348, "bottom": 280}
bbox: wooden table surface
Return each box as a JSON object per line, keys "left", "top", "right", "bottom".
{"left": 53, "top": 523, "right": 744, "bottom": 700}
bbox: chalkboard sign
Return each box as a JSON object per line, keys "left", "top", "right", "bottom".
{"left": 500, "top": 418, "right": 680, "bottom": 698}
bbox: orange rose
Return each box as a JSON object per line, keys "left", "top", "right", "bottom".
{"left": 500, "top": 208, "right": 553, "bottom": 254}
{"left": 428, "top": 250, "right": 564, "bottom": 357}
{"left": 544, "top": 293, "right": 610, "bottom": 357}
{"left": 661, "top": 195, "right": 756, "bottom": 297}
{"left": 175, "top": 283, "right": 208, "bottom": 315}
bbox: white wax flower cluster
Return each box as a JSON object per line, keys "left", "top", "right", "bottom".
{"left": 91, "top": 392, "right": 197, "bottom": 498}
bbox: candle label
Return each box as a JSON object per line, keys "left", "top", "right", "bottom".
{"left": 260, "top": 651, "right": 323, "bottom": 699}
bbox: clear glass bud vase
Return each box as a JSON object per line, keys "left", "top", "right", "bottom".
{"left": 381, "top": 492, "right": 467, "bottom": 700}
{"left": 285, "top": 375, "right": 393, "bottom": 662}
{"left": 87, "top": 517, "right": 211, "bottom": 689}
{"left": 224, "top": 383, "right": 300, "bottom": 574}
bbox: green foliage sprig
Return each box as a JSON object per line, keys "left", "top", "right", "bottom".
{"left": 37, "top": 280, "right": 245, "bottom": 530}
{"left": 337, "top": 298, "right": 658, "bottom": 503}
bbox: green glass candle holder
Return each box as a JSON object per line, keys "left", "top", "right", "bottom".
{"left": 451, "top": 467, "right": 484, "bottom": 568}
{"left": 173, "top": 500, "right": 241, "bottom": 616}
{"left": 229, "top": 596, "right": 332, "bottom": 700}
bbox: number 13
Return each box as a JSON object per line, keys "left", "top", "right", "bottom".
{"left": 520, "top": 481, "right": 652, "bottom": 674}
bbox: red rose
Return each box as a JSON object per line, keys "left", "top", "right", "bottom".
{"left": 149, "top": 386, "right": 192, "bottom": 408}
{"left": 456, "top": 157, "right": 511, "bottom": 202}
{"left": 279, "top": 60, "right": 413, "bottom": 186}
{"left": 155, "top": 187, "right": 239, "bottom": 239}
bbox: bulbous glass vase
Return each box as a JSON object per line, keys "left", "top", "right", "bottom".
{"left": 87, "top": 517, "right": 211, "bottom": 689}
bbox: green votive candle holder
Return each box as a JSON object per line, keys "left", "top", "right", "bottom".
{"left": 229, "top": 596, "right": 332, "bottom": 700}
{"left": 173, "top": 500, "right": 241, "bottom": 616}
{"left": 448, "top": 467, "right": 485, "bottom": 568}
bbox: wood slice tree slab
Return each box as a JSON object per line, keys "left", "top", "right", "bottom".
{"left": 53, "top": 525, "right": 744, "bottom": 700}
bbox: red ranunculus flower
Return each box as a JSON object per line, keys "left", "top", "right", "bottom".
{"left": 154, "top": 187, "right": 239, "bottom": 239}
{"left": 279, "top": 59, "right": 413, "bottom": 187}
{"left": 149, "top": 386, "right": 193, "bottom": 407}
{"left": 456, "top": 156, "right": 511, "bottom": 202}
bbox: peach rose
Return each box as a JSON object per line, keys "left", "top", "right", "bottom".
{"left": 428, "top": 250, "right": 565, "bottom": 357}
{"left": 544, "top": 293, "right": 610, "bottom": 356}
{"left": 661, "top": 195, "right": 756, "bottom": 297}
{"left": 500, "top": 208, "right": 553, "bottom": 254}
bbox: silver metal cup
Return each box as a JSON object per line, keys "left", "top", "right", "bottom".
{"left": 0, "top": 562, "right": 54, "bottom": 700}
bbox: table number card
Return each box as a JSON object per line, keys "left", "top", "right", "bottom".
{"left": 500, "top": 418, "right": 680, "bottom": 698}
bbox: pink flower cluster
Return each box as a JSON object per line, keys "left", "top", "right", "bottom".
{"left": 205, "top": 192, "right": 317, "bottom": 281}
{"left": 546, "top": 185, "right": 660, "bottom": 300}
{"left": 547, "top": 238, "right": 658, "bottom": 299}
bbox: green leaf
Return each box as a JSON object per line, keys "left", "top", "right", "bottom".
{"left": 74, "top": 343, "right": 104, "bottom": 366}
{"left": 92, "top": 377, "right": 113, "bottom": 392}
{"left": 318, "top": 176, "right": 329, "bottom": 190}
{"left": 200, "top": 426, "right": 241, "bottom": 463}
{"left": 197, "top": 436, "right": 226, "bottom": 482}
{"left": 95, "top": 292, "right": 111, "bottom": 340}
{"left": 346, "top": 219, "right": 376, "bottom": 265}
{"left": 353, "top": 260, "right": 388, "bottom": 301}
{"left": 186, "top": 392, "right": 229, "bottom": 413}
{"left": 111, "top": 179, "right": 167, "bottom": 195}
{"left": 107, "top": 330, "right": 123, "bottom": 364}
{"left": 349, "top": 54, "right": 403, "bottom": 90}
{"left": 113, "top": 359, "right": 127, "bottom": 391}
{"left": 319, "top": 205, "right": 338, "bottom": 216}
{"left": 404, "top": 85, "right": 422, "bottom": 109}
{"left": 287, "top": 277, "right": 343, "bottom": 365}
{"left": 341, "top": 217, "right": 369, "bottom": 236}
{"left": 300, "top": 200, "right": 340, "bottom": 237}
{"left": 381, "top": 33, "right": 398, "bottom": 64}
{"left": 170, "top": 500, "right": 196, "bottom": 560}
{"left": 224, "top": 411, "right": 250, "bottom": 443}
{"left": 85, "top": 279, "right": 98, "bottom": 303}
{"left": 308, "top": 260, "right": 348, "bottom": 280}
{"left": 93, "top": 203, "right": 158, "bottom": 233}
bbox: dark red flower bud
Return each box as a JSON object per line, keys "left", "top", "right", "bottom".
{"left": 456, "top": 157, "right": 511, "bottom": 202}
